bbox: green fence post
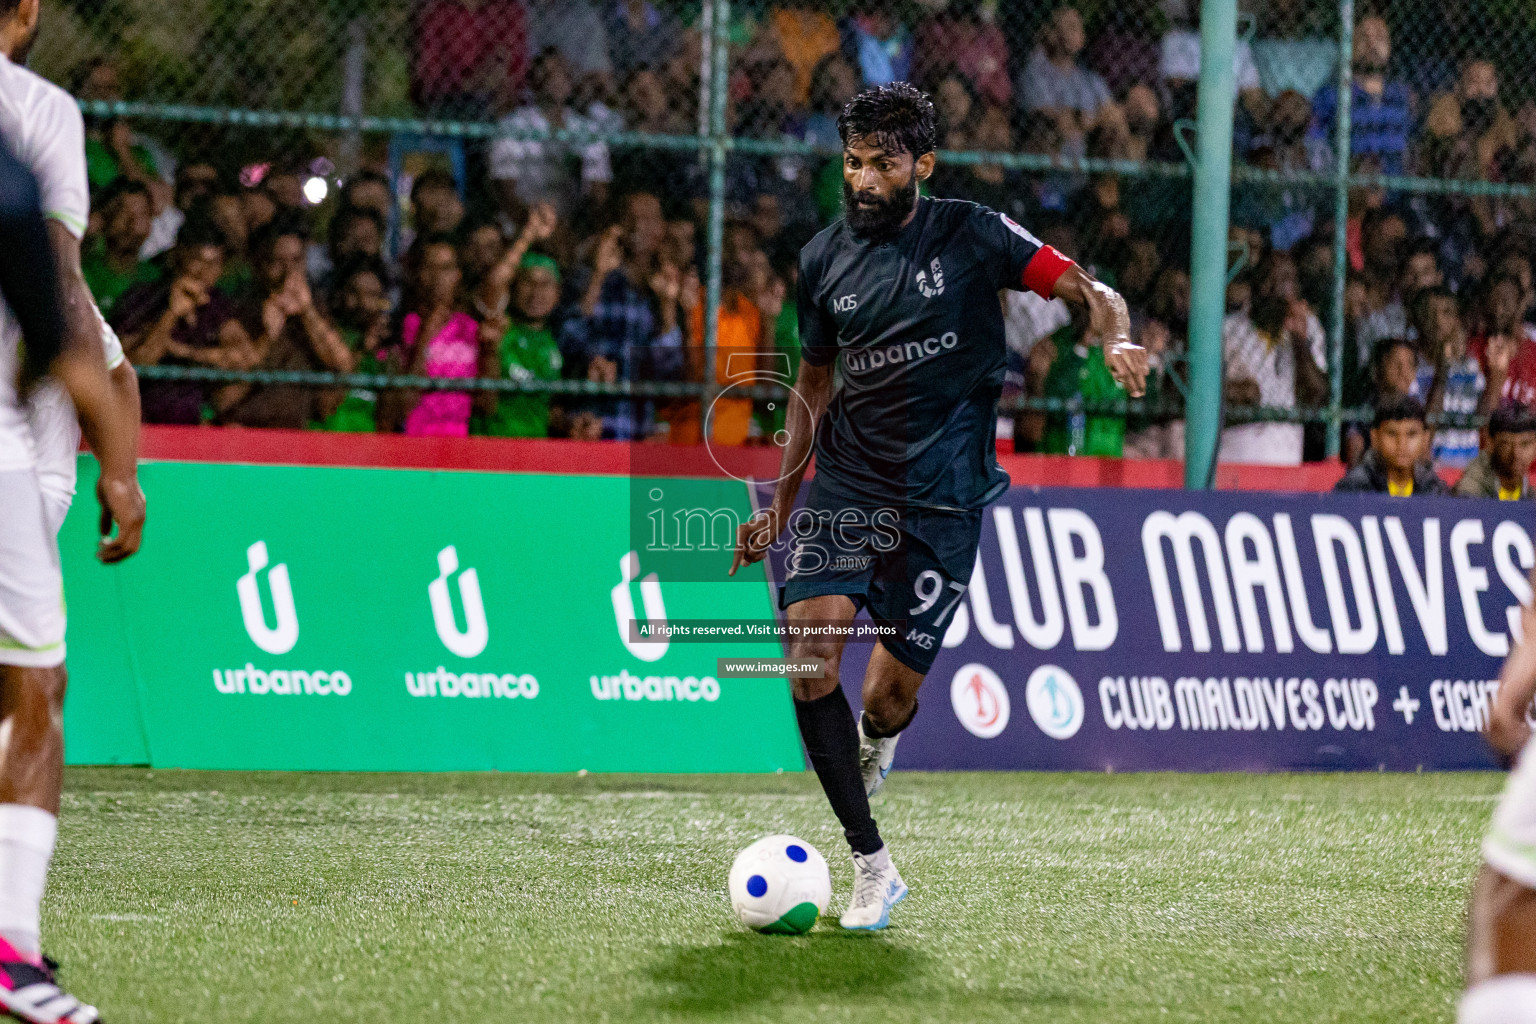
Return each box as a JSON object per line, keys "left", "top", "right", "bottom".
{"left": 700, "top": 0, "right": 730, "bottom": 438}
{"left": 1327, "top": 2, "right": 1354, "bottom": 458}
{"left": 1184, "top": 0, "right": 1238, "bottom": 489}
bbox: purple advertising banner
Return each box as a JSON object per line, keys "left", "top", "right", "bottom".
{"left": 762, "top": 485, "right": 1536, "bottom": 772}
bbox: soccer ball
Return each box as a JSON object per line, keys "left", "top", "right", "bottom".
{"left": 728, "top": 834, "right": 831, "bottom": 935}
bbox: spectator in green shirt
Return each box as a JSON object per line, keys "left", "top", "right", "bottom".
{"left": 1026, "top": 314, "right": 1127, "bottom": 457}
{"left": 81, "top": 178, "right": 161, "bottom": 318}
{"left": 472, "top": 252, "right": 565, "bottom": 438}
{"left": 314, "top": 257, "right": 393, "bottom": 432}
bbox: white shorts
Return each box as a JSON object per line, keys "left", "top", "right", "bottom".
{"left": 0, "top": 470, "right": 65, "bottom": 668}
{"left": 1485, "top": 736, "right": 1536, "bottom": 890}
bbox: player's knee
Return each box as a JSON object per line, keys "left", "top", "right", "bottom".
{"left": 1459, "top": 975, "right": 1536, "bottom": 1024}
{"left": 32, "top": 665, "right": 67, "bottom": 717}
{"left": 0, "top": 665, "right": 67, "bottom": 725}
{"left": 786, "top": 640, "right": 840, "bottom": 702}
{"left": 862, "top": 691, "right": 914, "bottom": 735}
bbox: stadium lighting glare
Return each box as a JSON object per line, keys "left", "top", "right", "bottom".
{"left": 303, "top": 176, "right": 329, "bottom": 205}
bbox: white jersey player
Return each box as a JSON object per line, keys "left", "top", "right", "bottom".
{"left": 0, "top": 40, "right": 139, "bottom": 535}
{"left": 0, "top": 0, "right": 145, "bottom": 1018}
{"left": 1461, "top": 590, "right": 1536, "bottom": 1024}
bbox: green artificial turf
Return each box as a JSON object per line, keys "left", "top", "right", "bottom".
{"left": 46, "top": 767, "right": 1502, "bottom": 1023}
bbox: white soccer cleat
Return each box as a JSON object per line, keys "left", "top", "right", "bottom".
{"left": 858, "top": 717, "right": 898, "bottom": 798}
{"left": 839, "top": 847, "right": 907, "bottom": 931}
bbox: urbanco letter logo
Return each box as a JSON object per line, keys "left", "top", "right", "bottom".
{"left": 429, "top": 546, "right": 489, "bottom": 659}
{"left": 611, "top": 551, "right": 668, "bottom": 662}
{"left": 237, "top": 541, "right": 299, "bottom": 655}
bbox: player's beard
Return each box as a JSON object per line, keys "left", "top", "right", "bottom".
{"left": 843, "top": 173, "right": 918, "bottom": 243}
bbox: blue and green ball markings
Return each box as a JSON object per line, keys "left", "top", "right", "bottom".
{"left": 754, "top": 900, "right": 820, "bottom": 935}
{"left": 729, "top": 834, "right": 832, "bottom": 935}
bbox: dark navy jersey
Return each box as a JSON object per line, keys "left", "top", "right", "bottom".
{"left": 798, "top": 196, "right": 1057, "bottom": 511}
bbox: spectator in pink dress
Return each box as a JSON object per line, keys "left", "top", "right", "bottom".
{"left": 912, "top": 0, "right": 1012, "bottom": 108}
{"left": 384, "top": 234, "right": 482, "bottom": 436}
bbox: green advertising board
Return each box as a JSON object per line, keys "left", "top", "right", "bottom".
{"left": 58, "top": 461, "right": 803, "bottom": 773}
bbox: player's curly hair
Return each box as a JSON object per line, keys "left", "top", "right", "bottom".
{"left": 837, "top": 82, "right": 937, "bottom": 159}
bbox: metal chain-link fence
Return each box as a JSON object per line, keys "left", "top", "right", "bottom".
{"left": 29, "top": 0, "right": 1536, "bottom": 465}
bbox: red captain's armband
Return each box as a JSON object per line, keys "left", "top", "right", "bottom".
{"left": 1020, "top": 245, "right": 1075, "bottom": 299}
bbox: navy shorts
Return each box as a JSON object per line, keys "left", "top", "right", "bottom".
{"left": 778, "top": 496, "right": 982, "bottom": 675}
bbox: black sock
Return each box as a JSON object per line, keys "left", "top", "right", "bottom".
{"left": 794, "top": 687, "right": 884, "bottom": 856}
{"left": 861, "top": 699, "right": 918, "bottom": 739}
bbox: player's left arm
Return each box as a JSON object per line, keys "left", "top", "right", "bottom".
{"left": 1049, "top": 264, "right": 1148, "bottom": 398}
{"left": 49, "top": 221, "right": 146, "bottom": 562}
{"left": 983, "top": 208, "right": 1147, "bottom": 396}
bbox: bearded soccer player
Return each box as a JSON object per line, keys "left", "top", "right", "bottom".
{"left": 1461, "top": 586, "right": 1536, "bottom": 1024}
{"left": 730, "top": 83, "right": 1146, "bottom": 930}
{"left": 0, "top": 0, "right": 145, "bottom": 1019}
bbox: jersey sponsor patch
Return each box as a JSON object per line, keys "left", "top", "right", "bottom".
{"left": 915, "top": 257, "right": 945, "bottom": 298}
{"left": 999, "top": 212, "right": 1042, "bottom": 247}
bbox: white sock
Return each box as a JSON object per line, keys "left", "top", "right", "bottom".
{"left": 0, "top": 805, "right": 57, "bottom": 957}
{"left": 1459, "top": 976, "right": 1536, "bottom": 1024}
{"left": 862, "top": 845, "right": 892, "bottom": 872}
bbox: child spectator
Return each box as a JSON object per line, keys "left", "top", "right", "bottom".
{"left": 1334, "top": 396, "right": 1449, "bottom": 495}
{"left": 1454, "top": 404, "right": 1536, "bottom": 500}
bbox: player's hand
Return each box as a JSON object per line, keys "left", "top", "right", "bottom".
{"left": 730, "top": 510, "right": 779, "bottom": 577}
{"left": 1082, "top": 280, "right": 1147, "bottom": 397}
{"left": 96, "top": 471, "right": 146, "bottom": 564}
{"left": 1487, "top": 705, "right": 1532, "bottom": 759}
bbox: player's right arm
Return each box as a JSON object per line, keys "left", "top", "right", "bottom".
{"left": 1488, "top": 574, "right": 1536, "bottom": 757}
{"left": 730, "top": 251, "right": 837, "bottom": 576}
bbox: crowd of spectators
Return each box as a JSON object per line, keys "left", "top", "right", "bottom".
{"left": 67, "top": 0, "right": 1536, "bottom": 492}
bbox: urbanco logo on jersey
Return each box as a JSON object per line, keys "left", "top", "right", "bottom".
{"left": 429, "top": 546, "right": 489, "bottom": 658}
{"left": 1024, "top": 665, "right": 1085, "bottom": 740}
{"left": 236, "top": 541, "right": 298, "bottom": 655}
{"left": 950, "top": 663, "right": 1010, "bottom": 739}
{"left": 612, "top": 550, "right": 668, "bottom": 662}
